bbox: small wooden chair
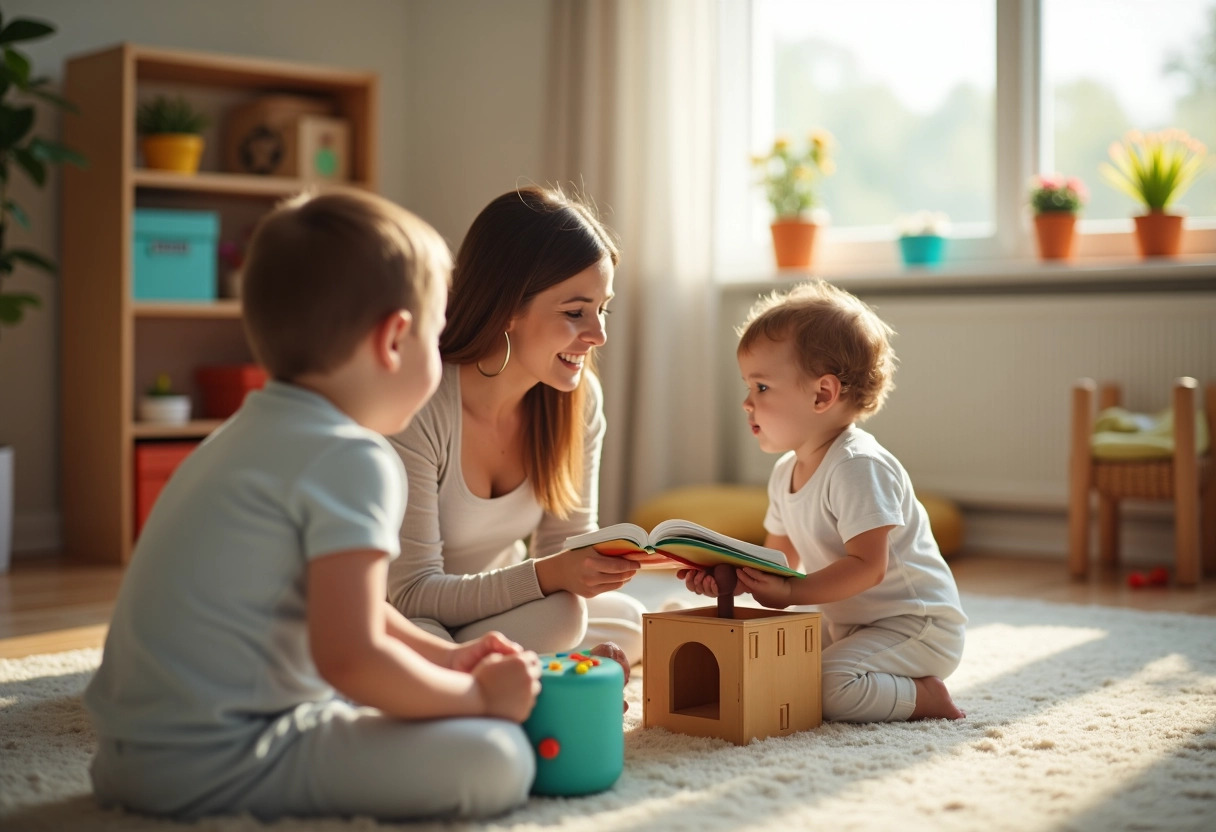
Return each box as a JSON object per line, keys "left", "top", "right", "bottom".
{"left": 1068, "top": 377, "right": 1216, "bottom": 586}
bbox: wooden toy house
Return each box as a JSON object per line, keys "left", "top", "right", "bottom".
{"left": 642, "top": 606, "right": 822, "bottom": 745}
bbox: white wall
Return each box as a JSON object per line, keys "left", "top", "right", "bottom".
{"left": 0, "top": 0, "right": 552, "bottom": 553}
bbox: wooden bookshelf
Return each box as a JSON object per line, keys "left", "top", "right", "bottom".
{"left": 60, "top": 43, "right": 379, "bottom": 564}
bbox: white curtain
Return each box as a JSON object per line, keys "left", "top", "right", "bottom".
{"left": 546, "top": 0, "right": 721, "bottom": 525}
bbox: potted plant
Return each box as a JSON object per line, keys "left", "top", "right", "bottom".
{"left": 1100, "top": 128, "right": 1208, "bottom": 257}
{"left": 1029, "top": 173, "right": 1087, "bottom": 260}
{"left": 138, "top": 373, "right": 192, "bottom": 424}
{"left": 751, "top": 130, "right": 835, "bottom": 269}
{"left": 896, "top": 211, "right": 950, "bottom": 267}
{"left": 0, "top": 8, "right": 86, "bottom": 571}
{"left": 137, "top": 94, "right": 209, "bottom": 174}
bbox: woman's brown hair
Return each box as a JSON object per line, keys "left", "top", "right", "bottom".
{"left": 443, "top": 186, "right": 619, "bottom": 516}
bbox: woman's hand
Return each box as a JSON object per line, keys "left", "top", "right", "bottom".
{"left": 535, "top": 546, "right": 640, "bottom": 598}
{"left": 735, "top": 566, "right": 794, "bottom": 609}
{"left": 448, "top": 630, "right": 524, "bottom": 673}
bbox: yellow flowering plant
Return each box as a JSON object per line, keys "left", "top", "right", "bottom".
{"left": 751, "top": 130, "right": 835, "bottom": 219}
{"left": 1100, "top": 128, "right": 1208, "bottom": 212}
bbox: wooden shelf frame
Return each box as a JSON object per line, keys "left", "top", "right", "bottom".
{"left": 60, "top": 43, "right": 378, "bottom": 564}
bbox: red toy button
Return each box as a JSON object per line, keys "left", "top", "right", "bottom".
{"left": 538, "top": 737, "right": 560, "bottom": 759}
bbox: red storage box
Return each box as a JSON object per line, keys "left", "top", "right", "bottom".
{"left": 135, "top": 441, "right": 198, "bottom": 538}
{"left": 196, "top": 363, "right": 270, "bottom": 419}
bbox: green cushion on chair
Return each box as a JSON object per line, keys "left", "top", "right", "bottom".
{"left": 1091, "top": 406, "right": 1210, "bottom": 461}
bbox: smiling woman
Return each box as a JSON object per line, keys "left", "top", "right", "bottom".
{"left": 385, "top": 186, "right": 647, "bottom": 665}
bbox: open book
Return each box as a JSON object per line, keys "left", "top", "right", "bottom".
{"left": 563, "top": 519, "right": 805, "bottom": 578}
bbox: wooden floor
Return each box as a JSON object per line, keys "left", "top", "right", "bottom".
{"left": 2, "top": 551, "right": 1214, "bottom": 660}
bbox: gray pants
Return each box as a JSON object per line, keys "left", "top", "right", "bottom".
{"left": 821, "top": 614, "right": 965, "bottom": 722}
{"left": 413, "top": 589, "right": 646, "bottom": 664}
{"left": 91, "top": 699, "right": 533, "bottom": 822}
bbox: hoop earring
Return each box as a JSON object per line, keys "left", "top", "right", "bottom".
{"left": 476, "top": 332, "right": 511, "bottom": 378}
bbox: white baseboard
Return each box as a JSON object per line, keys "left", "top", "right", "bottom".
{"left": 962, "top": 505, "right": 1178, "bottom": 566}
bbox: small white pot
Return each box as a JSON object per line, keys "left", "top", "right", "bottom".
{"left": 0, "top": 445, "right": 12, "bottom": 573}
{"left": 138, "top": 394, "right": 192, "bottom": 424}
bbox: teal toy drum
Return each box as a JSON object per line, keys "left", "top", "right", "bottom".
{"left": 523, "top": 652, "right": 624, "bottom": 796}
{"left": 898, "top": 234, "right": 946, "bottom": 267}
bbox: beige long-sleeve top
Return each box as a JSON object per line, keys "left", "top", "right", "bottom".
{"left": 385, "top": 363, "right": 605, "bottom": 628}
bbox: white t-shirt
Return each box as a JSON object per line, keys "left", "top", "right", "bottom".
{"left": 764, "top": 425, "right": 967, "bottom": 630}
{"left": 84, "top": 382, "right": 405, "bottom": 746}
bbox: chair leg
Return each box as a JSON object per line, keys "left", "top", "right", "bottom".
{"left": 1068, "top": 381, "right": 1096, "bottom": 580}
{"left": 1173, "top": 378, "right": 1200, "bottom": 586}
{"left": 1098, "top": 495, "right": 1120, "bottom": 569}
{"left": 1203, "top": 476, "right": 1216, "bottom": 576}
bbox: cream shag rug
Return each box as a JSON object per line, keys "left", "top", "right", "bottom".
{"left": 2, "top": 594, "right": 1215, "bottom": 832}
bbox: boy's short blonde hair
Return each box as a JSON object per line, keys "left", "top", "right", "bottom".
{"left": 738, "top": 280, "right": 897, "bottom": 420}
{"left": 241, "top": 189, "right": 451, "bottom": 380}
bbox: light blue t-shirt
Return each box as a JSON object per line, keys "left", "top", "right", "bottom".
{"left": 84, "top": 382, "right": 406, "bottom": 746}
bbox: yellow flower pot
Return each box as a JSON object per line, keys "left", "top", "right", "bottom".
{"left": 141, "top": 133, "right": 204, "bottom": 174}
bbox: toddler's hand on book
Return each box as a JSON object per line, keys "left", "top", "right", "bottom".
{"left": 677, "top": 567, "right": 744, "bottom": 597}
{"left": 472, "top": 650, "right": 542, "bottom": 722}
{"left": 449, "top": 631, "right": 523, "bottom": 673}
{"left": 736, "top": 566, "right": 793, "bottom": 609}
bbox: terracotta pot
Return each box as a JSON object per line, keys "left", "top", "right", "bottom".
{"left": 1033, "top": 212, "right": 1077, "bottom": 260}
{"left": 1133, "top": 211, "right": 1184, "bottom": 257}
{"left": 141, "top": 133, "right": 204, "bottom": 173}
{"left": 769, "top": 219, "right": 818, "bottom": 270}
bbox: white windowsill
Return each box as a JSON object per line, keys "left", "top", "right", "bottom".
{"left": 717, "top": 255, "right": 1216, "bottom": 296}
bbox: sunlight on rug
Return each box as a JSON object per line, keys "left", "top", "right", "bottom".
{"left": 2, "top": 594, "right": 1214, "bottom": 832}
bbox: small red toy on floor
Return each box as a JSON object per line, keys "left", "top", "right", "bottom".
{"left": 1127, "top": 566, "right": 1170, "bottom": 589}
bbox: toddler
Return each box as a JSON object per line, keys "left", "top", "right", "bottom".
{"left": 681, "top": 280, "right": 966, "bottom": 722}
{"left": 84, "top": 190, "right": 542, "bottom": 821}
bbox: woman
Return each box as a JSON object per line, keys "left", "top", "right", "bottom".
{"left": 387, "top": 186, "right": 645, "bottom": 663}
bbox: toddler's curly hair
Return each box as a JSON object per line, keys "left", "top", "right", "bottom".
{"left": 737, "top": 280, "right": 897, "bottom": 421}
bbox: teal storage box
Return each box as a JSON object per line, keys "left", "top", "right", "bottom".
{"left": 133, "top": 209, "right": 220, "bottom": 301}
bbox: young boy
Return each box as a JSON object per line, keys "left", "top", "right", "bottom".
{"left": 681, "top": 280, "right": 966, "bottom": 722}
{"left": 84, "top": 191, "right": 542, "bottom": 821}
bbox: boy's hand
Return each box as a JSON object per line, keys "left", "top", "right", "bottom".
{"left": 472, "top": 651, "right": 542, "bottom": 722}
{"left": 449, "top": 631, "right": 523, "bottom": 673}
{"left": 735, "top": 567, "right": 794, "bottom": 609}
{"left": 536, "top": 546, "right": 640, "bottom": 598}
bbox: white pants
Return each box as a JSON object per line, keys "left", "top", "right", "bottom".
{"left": 91, "top": 699, "right": 533, "bottom": 821}
{"left": 412, "top": 589, "right": 646, "bottom": 665}
{"left": 820, "top": 614, "right": 965, "bottom": 722}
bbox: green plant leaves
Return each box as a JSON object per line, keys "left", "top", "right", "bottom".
{"left": 0, "top": 102, "right": 33, "bottom": 146}
{"left": 0, "top": 19, "right": 54, "bottom": 46}
{"left": 0, "top": 291, "right": 40, "bottom": 325}
{"left": 0, "top": 14, "right": 83, "bottom": 336}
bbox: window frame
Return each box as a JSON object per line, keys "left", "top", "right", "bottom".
{"left": 713, "top": 0, "right": 1216, "bottom": 281}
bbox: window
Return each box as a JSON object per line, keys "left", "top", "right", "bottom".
{"left": 714, "top": 0, "right": 1216, "bottom": 277}
{"left": 1044, "top": 0, "right": 1216, "bottom": 223}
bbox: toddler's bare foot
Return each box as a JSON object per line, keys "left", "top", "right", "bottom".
{"left": 588, "top": 641, "right": 630, "bottom": 713}
{"left": 910, "top": 676, "right": 965, "bottom": 720}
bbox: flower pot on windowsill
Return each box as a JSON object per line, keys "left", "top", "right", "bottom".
{"left": 1033, "top": 212, "right": 1078, "bottom": 260}
{"left": 769, "top": 218, "right": 818, "bottom": 270}
{"left": 1133, "top": 211, "right": 1184, "bottom": 257}
{"left": 898, "top": 234, "right": 946, "bottom": 268}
